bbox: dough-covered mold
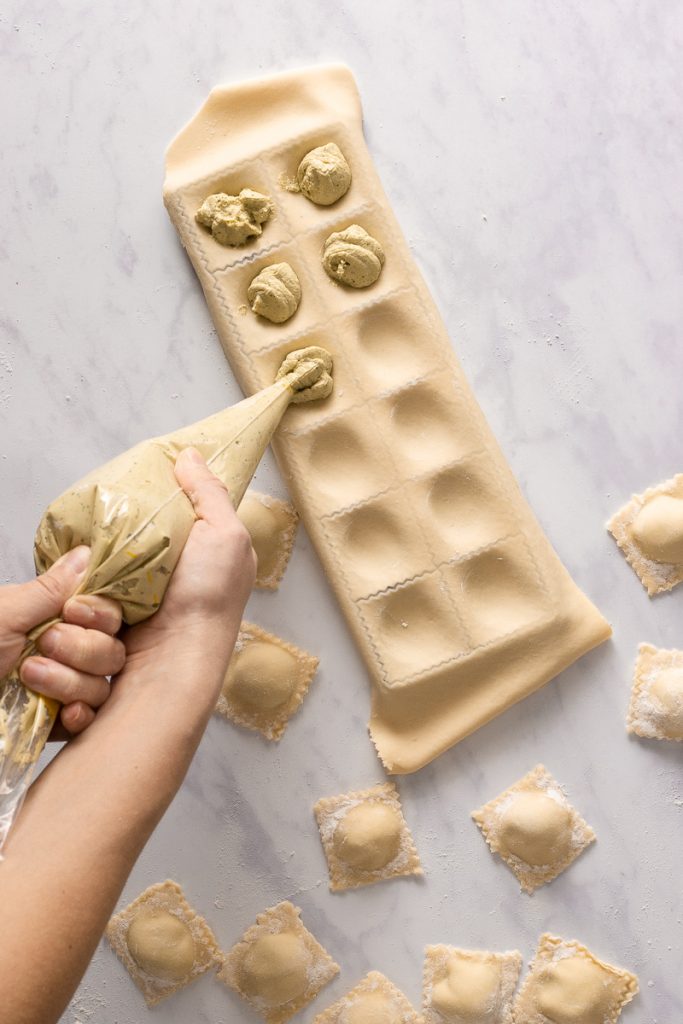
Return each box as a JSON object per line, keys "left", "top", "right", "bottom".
{"left": 321, "top": 490, "right": 435, "bottom": 601}
{"left": 314, "top": 781, "right": 422, "bottom": 891}
{"left": 353, "top": 289, "right": 448, "bottom": 391}
{"left": 284, "top": 405, "right": 397, "bottom": 518}
{"left": 419, "top": 453, "right": 520, "bottom": 564}
{"left": 445, "top": 537, "right": 552, "bottom": 649}
{"left": 164, "top": 64, "right": 611, "bottom": 773}
{"left": 268, "top": 125, "right": 364, "bottom": 231}
{"left": 214, "top": 242, "right": 325, "bottom": 352}
{"left": 315, "top": 970, "right": 420, "bottom": 1024}
{"left": 237, "top": 490, "right": 298, "bottom": 589}
{"left": 371, "top": 371, "right": 483, "bottom": 476}
{"left": 627, "top": 642, "right": 683, "bottom": 741}
{"left": 169, "top": 162, "right": 289, "bottom": 274}
{"left": 513, "top": 934, "right": 638, "bottom": 1024}
{"left": 104, "top": 880, "right": 221, "bottom": 1007}
{"left": 607, "top": 473, "right": 683, "bottom": 596}
{"left": 246, "top": 330, "right": 355, "bottom": 429}
{"left": 218, "top": 900, "right": 339, "bottom": 1023}
{"left": 359, "top": 570, "right": 471, "bottom": 684}
{"left": 472, "top": 765, "right": 595, "bottom": 894}
{"left": 422, "top": 945, "right": 522, "bottom": 1024}
{"left": 215, "top": 622, "right": 318, "bottom": 741}
{"left": 297, "top": 206, "right": 403, "bottom": 315}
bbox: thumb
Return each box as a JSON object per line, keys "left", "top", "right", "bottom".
{"left": 11, "top": 546, "right": 92, "bottom": 632}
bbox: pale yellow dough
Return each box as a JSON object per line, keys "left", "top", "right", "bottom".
{"left": 196, "top": 188, "right": 273, "bottom": 246}
{"left": 215, "top": 622, "right": 319, "bottom": 740}
{"left": 105, "top": 880, "right": 221, "bottom": 1007}
{"left": 314, "top": 971, "right": 420, "bottom": 1024}
{"left": 237, "top": 490, "right": 298, "bottom": 588}
{"left": 422, "top": 946, "right": 522, "bottom": 1024}
{"left": 513, "top": 934, "right": 638, "bottom": 1024}
{"left": 472, "top": 765, "right": 595, "bottom": 894}
{"left": 248, "top": 262, "right": 302, "bottom": 323}
{"left": 297, "top": 142, "right": 352, "bottom": 205}
{"left": 627, "top": 642, "right": 683, "bottom": 741}
{"left": 608, "top": 473, "right": 683, "bottom": 595}
{"left": 314, "top": 781, "right": 421, "bottom": 891}
{"left": 126, "top": 909, "right": 195, "bottom": 982}
{"left": 322, "top": 223, "right": 385, "bottom": 287}
{"left": 163, "top": 64, "right": 611, "bottom": 774}
{"left": 218, "top": 900, "right": 339, "bottom": 1024}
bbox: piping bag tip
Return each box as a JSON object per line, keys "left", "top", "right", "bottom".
{"left": 276, "top": 346, "right": 334, "bottom": 404}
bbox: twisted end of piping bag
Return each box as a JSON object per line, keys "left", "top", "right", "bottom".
{"left": 276, "top": 346, "right": 334, "bottom": 404}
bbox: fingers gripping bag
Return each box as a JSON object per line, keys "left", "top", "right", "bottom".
{"left": 0, "top": 347, "right": 332, "bottom": 852}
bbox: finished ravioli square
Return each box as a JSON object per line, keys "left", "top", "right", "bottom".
{"left": 314, "top": 781, "right": 422, "bottom": 892}
{"left": 607, "top": 473, "right": 683, "bottom": 596}
{"left": 237, "top": 490, "right": 298, "bottom": 589}
{"left": 513, "top": 934, "right": 638, "bottom": 1024}
{"left": 215, "top": 622, "right": 319, "bottom": 740}
{"left": 422, "top": 945, "right": 522, "bottom": 1024}
{"left": 104, "top": 880, "right": 221, "bottom": 1007}
{"left": 628, "top": 642, "right": 683, "bottom": 741}
{"left": 472, "top": 764, "right": 595, "bottom": 894}
{"left": 218, "top": 900, "right": 339, "bottom": 1024}
{"left": 315, "top": 971, "right": 420, "bottom": 1024}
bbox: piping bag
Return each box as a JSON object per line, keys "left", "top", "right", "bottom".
{"left": 0, "top": 346, "right": 333, "bottom": 851}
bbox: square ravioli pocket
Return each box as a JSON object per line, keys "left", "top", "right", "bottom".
{"left": 628, "top": 642, "right": 683, "bottom": 741}
{"left": 315, "top": 970, "right": 420, "bottom": 1024}
{"left": 314, "top": 781, "right": 422, "bottom": 892}
{"left": 513, "top": 934, "right": 638, "bottom": 1024}
{"left": 215, "top": 622, "right": 318, "bottom": 740}
{"left": 471, "top": 764, "right": 595, "bottom": 894}
{"left": 237, "top": 491, "right": 298, "bottom": 589}
{"left": 607, "top": 473, "right": 683, "bottom": 596}
{"left": 422, "top": 945, "right": 522, "bottom": 1024}
{"left": 104, "top": 880, "right": 221, "bottom": 1007}
{"left": 218, "top": 900, "right": 339, "bottom": 1023}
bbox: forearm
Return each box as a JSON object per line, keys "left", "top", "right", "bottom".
{"left": 0, "top": 626, "right": 233, "bottom": 1024}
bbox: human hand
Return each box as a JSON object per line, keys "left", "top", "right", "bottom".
{"left": 122, "top": 448, "right": 256, "bottom": 697}
{"left": 0, "top": 546, "right": 125, "bottom": 738}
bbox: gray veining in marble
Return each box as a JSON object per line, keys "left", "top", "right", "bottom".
{"left": 1, "top": 1, "right": 682, "bottom": 1021}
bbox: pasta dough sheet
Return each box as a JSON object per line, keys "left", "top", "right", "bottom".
{"left": 163, "top": 63, "right": 611, "bottom": 773}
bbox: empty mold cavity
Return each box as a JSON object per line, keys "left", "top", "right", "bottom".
{"left": 174, "top": 162, "right": 289, "bottom": 274}
{"left": 265, "top": 125, "right": 369, "bottom": 232}
{"left": 213, "top": 242, "right": 325, "bottom": 353}
{"left": 322, "top": 492, "right": 435, "bottom": 600}
{"left": 352, "top": 290, "right": 445, "bottom": 392}
{"left": 421, "top": 454, "right": 518, "bottom": 562}
{"left": 286, "top": 408, "right": 396, "bottom": 516}
{"left": 246, "top": 328, "right": 358, "bottom": 430}
{"left": 359, "top": 571, "right": 470, "bottom": 684}
{"left": 377, "top": 376, "right": 481, "bottom": 474}
{"left": 447, "top": 537, "right": 550, "bottom": 648}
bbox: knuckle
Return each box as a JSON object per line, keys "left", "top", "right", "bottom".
{"left": 109, "top": 638, "right": 127, "bottom": 674}
{"left": 35, "top": 572, "right": 66, "bottom": 606}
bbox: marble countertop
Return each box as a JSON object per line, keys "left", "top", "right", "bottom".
{"left": 2, "top": 2, "right": 682, "bottom": 1021}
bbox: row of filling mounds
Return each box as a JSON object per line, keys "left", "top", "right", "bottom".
{"left": 237, "top": 285, "right": 455, "bottom": 431}
{"left": 170, "top": 121, "right": 378, "bottom": 276}
{"left": 208, "top": 202, "right": 404, "bottom": 355}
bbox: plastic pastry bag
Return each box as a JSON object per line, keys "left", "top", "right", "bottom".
{"left": 0, "top": 347, "right": 332, "bottom": 852}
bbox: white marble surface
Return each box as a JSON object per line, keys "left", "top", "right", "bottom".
{"left": 1, "top": 1, "right": 682, "bottom": 1021}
